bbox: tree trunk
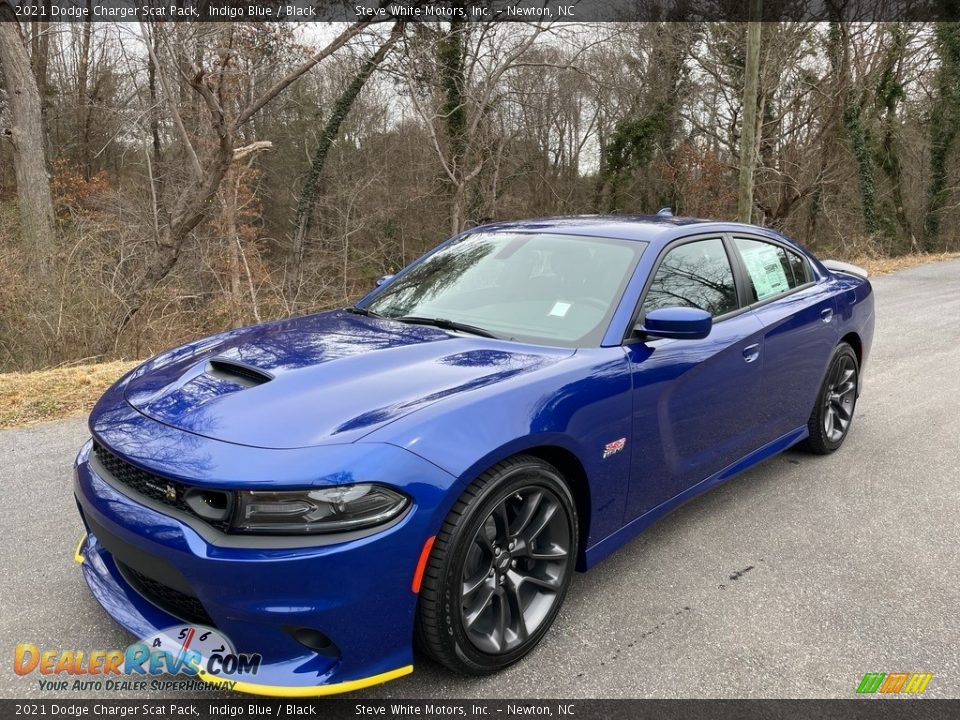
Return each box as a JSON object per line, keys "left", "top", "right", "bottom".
{"left": 147, "top": 29, "right": 162, "bottom": 178}
{"left": 737, "top": 10, "right": 762, "bottom": 223}
{"left": 925, "top": 22, "right": 960, "bottom": 250}
{"left": 221, "top": 143, "right": 271, "bottom": 326}
{"left": 0, "top": 14, "right": 57, "bottom": 302}
{"left": 450, "top": 183, "right": 465, "bottom": 236}
{"left": 876, "top": 24, "right": 915, "bottom": 250}
{"left": 827, "top": 23, "right": 878, "bottom": 236}
{"left": 28, "top": 14, "right": 50, "bottom": 164}
{"left": 77, "top": 12, "right": 93, "bottom": 179}
{"left": 440, "top": 20, "right": 468, "bottom": 231}
{"left": 222, "top": 165, "right": 243, "bottom": 325}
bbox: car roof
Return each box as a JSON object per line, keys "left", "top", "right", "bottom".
{"left": 470, "top": 215, "right": 797, "bottom": 251}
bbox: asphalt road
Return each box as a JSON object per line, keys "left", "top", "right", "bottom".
{"left": 2, "top": 259, "right": 958, "bottom": 700}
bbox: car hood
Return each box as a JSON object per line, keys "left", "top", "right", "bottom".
{"left": 123, "top": 311, "right": 572, "bottom": 449}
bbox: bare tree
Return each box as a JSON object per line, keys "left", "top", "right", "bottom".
{"left": 120, "top": 20, "right": 371, "bottom": 333}
{"left": 0, "top": 5, "right": 57, "bottom": 310}
{"left": 404, "top": 22, "right": 549, "bottom": 234}
{"left": 738, "top": 5, "right": 763, "bottom": 222}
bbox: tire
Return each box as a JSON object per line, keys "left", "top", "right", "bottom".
{"left": 415, "top": 455, "right": 578, "bottom": 675}
{"left": 803, "top": 342, "right": 859, "bottom": 454}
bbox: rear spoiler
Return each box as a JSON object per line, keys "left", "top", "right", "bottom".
{"left": 822, "top": 260, "right": 869, "bottom": 280}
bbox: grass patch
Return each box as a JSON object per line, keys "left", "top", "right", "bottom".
{"left": 850, "top": 251, "right": 960, "bottom": 276}
{"left": 0, "top": 359, "right": 139, "bottom": 430}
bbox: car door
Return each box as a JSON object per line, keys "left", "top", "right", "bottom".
{"left": 729, "top": 235, "right": 840, "bottom": 442}
{"left": 623, "top": 236, "right": 767, "bottom": 521}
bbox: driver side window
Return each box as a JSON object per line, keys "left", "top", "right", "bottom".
{"left": 642, "top": 238, "right": 738, "bottom": 318}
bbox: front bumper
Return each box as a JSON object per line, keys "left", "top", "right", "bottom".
{"left": 73, "top": 439, "right": 455, "bottom": 696}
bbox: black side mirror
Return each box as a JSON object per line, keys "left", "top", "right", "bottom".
{"left": 637, "top": 307, "right": 712, "bottom": 340}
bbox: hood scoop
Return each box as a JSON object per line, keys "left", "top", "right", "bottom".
{"left": 206, "top": 358, "right": 273, "bottom": 388}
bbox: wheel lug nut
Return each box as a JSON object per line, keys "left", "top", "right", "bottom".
{"left": 509, "top": 541, "right": 515, "bottom": 550}
{"left": 511, "top": 559, "right": 517, "bottom": 568}
{"left": 494, "top": 547, "right": 501, "bottom": 556}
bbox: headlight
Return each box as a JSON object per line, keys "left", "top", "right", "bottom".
{"left": 231, "top": 484, "right": 409, "bottom": 535}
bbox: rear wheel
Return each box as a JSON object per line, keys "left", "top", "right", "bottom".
{"left": 803, "top": 342, "right": 859, "bottom": 454}
{"left": 415, "top": 455, "right": 577, "bottom": 675}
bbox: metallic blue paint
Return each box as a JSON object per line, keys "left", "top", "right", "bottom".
{"left": 74, "top": 215, "right": 875, "bottom": 693}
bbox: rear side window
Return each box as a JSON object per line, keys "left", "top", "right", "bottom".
{"left": 642, "top": 238, "right": 738, "bottom": 317}
{"left": 784, "top": 248, "right": 810, "bottom": 285}
{"left": 734, "top": 237, "right": 809, "bottom": 302}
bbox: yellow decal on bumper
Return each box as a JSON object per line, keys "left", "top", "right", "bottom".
{"left": 198, "top": 664, "right": 413, "bottom": 697}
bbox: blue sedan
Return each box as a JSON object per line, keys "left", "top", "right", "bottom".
{"left": 73, "top": 214, "right": 874, "bottom": 695}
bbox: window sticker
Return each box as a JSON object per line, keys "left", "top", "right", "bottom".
{"left": 741, "top": 243, "right": 790, "bottom": 299}
{"left": 549, "top": 301, "right": 572, "bottom": 317}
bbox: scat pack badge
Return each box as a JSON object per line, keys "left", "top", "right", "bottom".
{"left": 603, "top": 438, "right": 626, "bottom": 459}
{"left": 14, "top": 625, "right": 261, "bottom": 691}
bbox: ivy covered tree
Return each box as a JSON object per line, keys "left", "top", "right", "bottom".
{"left": 925, "top": 22, "right": 960, "bottom": 249}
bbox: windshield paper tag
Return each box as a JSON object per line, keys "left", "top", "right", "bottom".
{"left": 549, "top": 301, "right": 571, "bottom": 317}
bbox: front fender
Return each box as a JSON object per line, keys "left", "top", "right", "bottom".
{"left": 363, "top": 348, "right": 634, "bottom": 550}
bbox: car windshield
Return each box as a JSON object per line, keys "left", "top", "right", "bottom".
{"left": 363, "top": 232, "right": 646, "bottom": 347}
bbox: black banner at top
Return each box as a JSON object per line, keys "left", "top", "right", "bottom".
{"left": 1, "top": 700, "right": 960, "bottom": 720}
{"left": 2, "top": 0, "right": 960, "bottom": 22}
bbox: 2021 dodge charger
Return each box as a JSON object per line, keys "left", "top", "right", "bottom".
{"left": 73, "top": 214, "right": 874, "bottom": 695}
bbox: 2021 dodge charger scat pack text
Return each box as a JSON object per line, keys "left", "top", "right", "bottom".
{"left": 73, "top": 214, "right": 874, "bottom": 695}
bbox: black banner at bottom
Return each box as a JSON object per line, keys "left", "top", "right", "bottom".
{"left": 2, "top": 699, "right": 959, "bottom": 720}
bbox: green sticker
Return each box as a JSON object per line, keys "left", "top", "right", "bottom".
{"left": 741, "top": 244, "right": 789, "bottom": 299}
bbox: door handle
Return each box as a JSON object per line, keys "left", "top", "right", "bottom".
{"left": 821, "top": 308, "right": 834, "bottom": 323}
{"left": 742, "top": 343, "right": 761, "bottom": 363}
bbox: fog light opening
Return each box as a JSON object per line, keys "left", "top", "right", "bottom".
{"left": 289, "top": 627, "right": 340, "bottom": 657}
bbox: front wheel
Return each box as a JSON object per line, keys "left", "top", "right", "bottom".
{"left": 415, "top": 455, "right": 578, "bottom": 675}
{"left": 803, "top": 342, "right": 859, "bottom": 454}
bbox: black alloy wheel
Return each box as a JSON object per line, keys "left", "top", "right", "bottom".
{"left": 416, "top": 455, "right": 578, "bottom": 675}
{"left": 460, "top": 485, "right": 572, "bottom": 655}
{"left": 823, "top": 353, "right": 857, "bottom": 442}
{"left": 804, "top": 342, "right": 859, "bottom": 454}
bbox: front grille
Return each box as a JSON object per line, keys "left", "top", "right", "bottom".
{"left": 92, "top": 441, "right": 231, "bottom": 532}
{"left": 117, "top": 561, "right": 215, "bottom": 627}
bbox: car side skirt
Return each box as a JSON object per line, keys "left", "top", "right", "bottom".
{"left": 583, "top": 425, "right": 809, "bottom": 569}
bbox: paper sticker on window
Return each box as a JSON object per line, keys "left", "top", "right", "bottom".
{"left": 741, "top": 244, "right": 790, "bottom": 300}
{"left": 549, "top": 301, "right": 572, "bottom": 317}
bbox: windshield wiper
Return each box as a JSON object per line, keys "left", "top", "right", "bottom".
{"left": 344, "top": 306, "right": 384, "bottom": 318}
{"left": 393, "top": 316, "right": 499, "bottom": 339}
